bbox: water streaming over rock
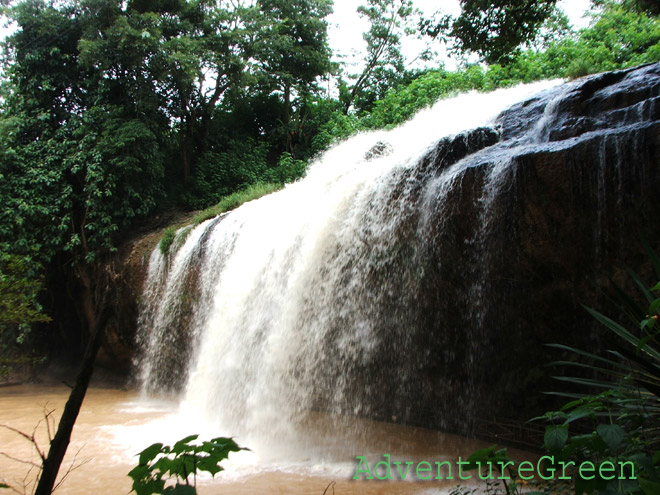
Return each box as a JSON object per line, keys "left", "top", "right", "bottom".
{"left": 135, "top": 64, "right": 660, "bottom": 454}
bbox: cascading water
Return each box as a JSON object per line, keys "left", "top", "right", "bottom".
{"left": 135, "top": 63, "right": 660, "bottom": 461}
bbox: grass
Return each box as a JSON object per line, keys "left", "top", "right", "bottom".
{"left": 190, "top": 182, "right": 283, "bottom": 226}
{"left": 159, "top": 182, "right": 283, "bottom": 256}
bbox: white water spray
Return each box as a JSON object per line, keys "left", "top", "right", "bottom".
{"left": 136, "top": 81, "right": 562, "bottom": 459}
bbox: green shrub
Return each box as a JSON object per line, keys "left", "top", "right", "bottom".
{"left": 533, "top": 260, "right": 660, "bottom": 495}
{"left": 128, "top": 434, "right": 246, "bottom": 495}
{"left": 261, "top": 152, "right": 308, "bottom": 184}
{"left": 183, "top": 139, "right": 270, "bottom": 210}
{"left": 310, "top": 111, "right": 363, "bottom": 155}
{"left": 159, "top": 227, "right": 177, "bottom": 256}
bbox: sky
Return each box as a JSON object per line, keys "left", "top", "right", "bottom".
{"left": 327, "top": 0, "right": 594, "bottom": 73}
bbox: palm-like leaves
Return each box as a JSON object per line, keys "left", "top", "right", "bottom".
{"left": 539, "top": 250, "right": 660, "bottom": 494}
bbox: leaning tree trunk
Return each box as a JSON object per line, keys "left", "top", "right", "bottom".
{"left": 34, "top": 266, "right": 111, "bottom": 495}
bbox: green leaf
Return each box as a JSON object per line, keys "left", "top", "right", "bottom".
{"left": 640, "top": 478, "right": 660, "bottom": 495}
{"left": 565, "top": 407, "right": 592, "bottom": 424}
{"left": 648, "top": 298, "right": 660, "bottom": 315}
{"left": 133, "top": 479, "right": 165, "bottom": 495}
{"left": 583, "top": 306, "right": 660, "bottom": 362}
{"left": 164, "top": 484, "right": 197, "bottom": 495}
{"left": 546, "top": 343, "right": 619, "bottom": 367}
{"left": 641, "top": 318, "right": 656, "bottom": 331}
{"left": 171, "top": 435, "right": 199, "bottom": 455}
{"left": 139, "top": 443, "right": 164, "bottom": 465}
{"left": 466, "top": 445, "right": 497, "bottom": 464}
{"left": 128, "top": 464, "right": 150, "bottom": 482}
{"left": 653, "top": 451, "right": 660, "bottom": 466}
{"left": 596, "top": 424, "right": 625, "bottom": 453}
{"left": 196, "top": 455, "right": 224, "bottom": 476}
{"left": 544, "top": 425, "right": 568, "bottom": 454}
{"left": 152, "top": 456, "right": 174, "bottom": 475}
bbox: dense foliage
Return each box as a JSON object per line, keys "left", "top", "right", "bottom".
{"left": 340, "top": 0, "right": 423, "bottom": 114}
{"left": 439, "top": 0, "right": 560, "bottom": 65}
{"left": 532, "top": 264, "right": 660, "bottom": 495}
{"left": 328, "top": 0, "right": 660, "bottom": 133}
{"left": 0, "top": 0, "right": 334, "bottom": 356}
{"left": 453, "top": 261, "right": 660, "bottom": 494}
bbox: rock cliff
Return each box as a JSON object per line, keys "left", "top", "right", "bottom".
{"left": 115, "top": 63, "right": 660, "bottom": 435}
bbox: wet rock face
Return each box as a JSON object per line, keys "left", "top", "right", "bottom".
{"left": 327, "top": 63, "right": 660, "bottom": 432}
{"left": 116, "top": 63, "right": 660, "bottom": 434}
{"left": 364, "top": 141, "right": 394, "bottom": 160}
{"left": 405, "top": 63, "right": 660, "bottom": 430}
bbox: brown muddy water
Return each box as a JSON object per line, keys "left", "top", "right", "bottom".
{"left": 0, "top": 385, "right": 528, "bottom": 494}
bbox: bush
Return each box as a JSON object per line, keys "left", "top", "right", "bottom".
{"left": 159, "top": 227, "right": 177, "bottom": 256}
{"left": 182, "top": 139, "right": 270, "bottom": 210}
{"left": 261, "top": 153, "right": 308, "bottom": 184}
{"left": 129, "top": 435, "right": 246, "bottom": 495}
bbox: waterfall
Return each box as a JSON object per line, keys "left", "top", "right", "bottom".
{"left": 134, "top": 63, "right": 660, "bottom": 458}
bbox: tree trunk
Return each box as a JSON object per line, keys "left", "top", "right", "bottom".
{"left": 284, "top": 84, "right": 293, "bottom": 155}
{"left": 34, "top": 273, "right": 110, "bottom": 495}
{"left": 181, "top": 115, "right": 196, "bottom": 183}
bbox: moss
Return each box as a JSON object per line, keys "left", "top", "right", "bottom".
{"left": 159, "top": 226, "right": 177, "bottom": 255}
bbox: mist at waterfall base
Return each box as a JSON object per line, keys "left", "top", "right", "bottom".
{"left": 124, "top": 80, "right": 573, "bottom": 477}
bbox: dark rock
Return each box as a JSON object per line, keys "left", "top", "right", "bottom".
{"left": 316, "top": 63, "right": 660, "bottom": 433}
{"left": 364, "top": 140, "right": 393, "bottom": 160}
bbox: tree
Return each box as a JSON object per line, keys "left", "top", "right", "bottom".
{"left": 159, "top": 0, "right": 258, "bottom": 182}
{"left": 0, "top": 1, "right": 167, "bottom": 491}
{"left": 344, "top": 0, "right": 420, "bottom": 114}
{"left": 0, "top": 0, "right": 337, "bottom": 481}
{"left": 251, "top": 0, "right": 333, "bottom": 156}
{"left": 620, "top": 0, "right": 660, "bottom": 16}
{"left": 77, "top": 0, "right": 242, "bottom": 183}
{"left": 0, "top": 253, "right": 50, "bottom": 369}
{"left": 421, "top": 0, "right": 560, "bottom": 65}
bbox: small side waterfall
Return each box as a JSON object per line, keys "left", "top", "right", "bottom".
{"left": 135, "top": 63, "right": 660, "bottom": 455}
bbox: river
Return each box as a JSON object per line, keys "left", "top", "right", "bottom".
{"left": 0, "top": 384, "right": 524, "bottom": 495}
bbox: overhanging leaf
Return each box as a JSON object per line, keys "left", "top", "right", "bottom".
{"left": 139, "top": 443, "right": 164, "bottom": 465}
{"left": 163, "top": 484, "right": 196, "bottom": 495}
{"left": 544, "top": 425, "right": 568, "bottom": 454}
{"left": 172, "top": 435, "right": 199, "bottom": 455}
{"left": 596, "top": 424, "right": 624, "bottom": 453}
{"left": 640, "top": 478, "right": 660, "bottom": 495}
